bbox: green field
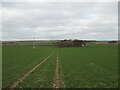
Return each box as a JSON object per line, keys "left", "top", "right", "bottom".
{"left": 2, "top": 45, "right": 118, "bottom": 88}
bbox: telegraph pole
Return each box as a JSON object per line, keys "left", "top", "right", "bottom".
{"left": 33, "top": 37, "right": 36, "bottom": 49}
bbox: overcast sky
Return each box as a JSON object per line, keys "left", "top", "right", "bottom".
{"left": 1, "top": 1, "right": 118, "bottom": 41}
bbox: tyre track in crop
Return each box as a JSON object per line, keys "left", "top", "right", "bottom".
{"left": 17, "top": 60, "right": 51, "bottom": 88}
{"left": 59, "top": 57, "right": 66, "bottom": 88}
{"left": 8, "top": 51, "right": 55, "bottom": 89}
{"left": 53, "top": 52, "right": 59, "bottom": 88}
{"left": 53, "top": 52, "right": 65, "bottom": 88}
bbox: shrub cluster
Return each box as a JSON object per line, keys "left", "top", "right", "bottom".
{"left": 56, "top": 39, "right": 87, "bottom": 47}
{"left": 108, "top": 41, "right": 117, "bottom": 43}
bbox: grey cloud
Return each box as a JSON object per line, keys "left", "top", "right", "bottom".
{"left": 2, "top": 2, "right": 118, "bottom": 41}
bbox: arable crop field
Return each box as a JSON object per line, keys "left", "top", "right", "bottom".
{"left": 2, "top": 45, "right": 118, "bottom": 88}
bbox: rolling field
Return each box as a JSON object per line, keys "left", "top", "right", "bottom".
{"left": 2, "top": 45, "right": 118, "bottom": 88}
{"left": 2, "top": 45, "right": 56, "bottom": 88}
{"left": 59, "top": 45, "right": 118, "bottom": 88}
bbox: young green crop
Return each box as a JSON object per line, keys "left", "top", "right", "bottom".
{"left": 59, "top": 45, "right": 118, "bottom": 88}
{"left": 2, "top": 45, "right": 118, "bottom": 88}
{"left": 2, "top": 45, "right": 56, "bottom": 88}
{"left": 16, "top": 52, "right": 57, "bottom": 88}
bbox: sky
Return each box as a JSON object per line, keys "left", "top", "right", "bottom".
{"left": 1, "top": 1, "right": 119, "bottom": 41}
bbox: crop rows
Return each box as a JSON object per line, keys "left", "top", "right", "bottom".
{"left": 2, "top": 45, "right": 118, "bottom": 88}
{"left": 58, "top": 45, "right": 118, "bottom": 88}
{"left": 2, "top": 45, "right": 56, "bottom": 88}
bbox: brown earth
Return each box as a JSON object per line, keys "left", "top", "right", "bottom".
{"left": 53, "top": 52, "right": 66, "bottom": 88}
{"left": 53, "top": 52, "right": 59, "bottom": 88}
